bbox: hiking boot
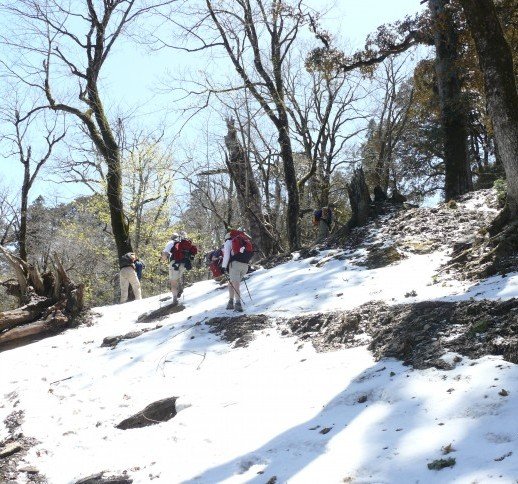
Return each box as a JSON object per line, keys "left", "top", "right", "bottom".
{"left": 226, "top": 299, "right": 234, "bottom": 310}
{"left": 177, "top": 285, "right": 183, "bottom": 298}
{"left": 234, "top": 300, "right": 243, "bottom": 312}
{"left": 172, "top": 296, "right": 178, "bottom": 306}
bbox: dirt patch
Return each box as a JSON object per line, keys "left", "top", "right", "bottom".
{"left": 0, "top": 409, "right": 46, "bottom": 483}
{"left": 206, "top": 314, "right": 270, "bottom": 347}
{"left": 283, "top": 298, "right": 518, "bottom": 369}
{"left": 360, "top": 244, "right": 405, "bottom": 269}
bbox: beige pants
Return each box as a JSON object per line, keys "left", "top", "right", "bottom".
{"left": 229, "top": 261, "right": 248, "bottom": 283}
{"left": 168, "top": 261, "right": 186, "bottom": 281}
{"left": 120, "top": 266, "right": 142, "bottom": 303}
{"left": 318, "top": 219, "right": 330, "bottom": 239}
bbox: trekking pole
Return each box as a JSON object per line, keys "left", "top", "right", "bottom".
{"left": 242, "top": 276, "right": 253, "bottom": 302}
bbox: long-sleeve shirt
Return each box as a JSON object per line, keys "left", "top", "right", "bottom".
{"left": 221, "top": 239, "right": 232, "bottom": 269}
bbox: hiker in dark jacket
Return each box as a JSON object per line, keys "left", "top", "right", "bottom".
{"left": 134, "top": 258, "right": 145, "bottom": 281}
{"left": 119, "top": 252, "right": 142, "bottom": 303}
{"left": 313, "top": 206, "right": 333, "bottom": 240}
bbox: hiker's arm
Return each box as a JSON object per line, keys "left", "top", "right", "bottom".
{"left": 221, "top": 239, "right": 231, "bottom": 268}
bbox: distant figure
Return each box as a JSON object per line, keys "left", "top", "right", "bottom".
{"left": 119, "top": 252, "right": 142, "bottom": 303}
{"left": 221, "top": 228, "right": 254, "bottom": 312}
{"left": 206, "top": 247, "right": 224, "bottom": 281}
{"left": 313, "top": 206, "right": 333, "bottom": 240}
{"left": 161, "top": 231, "right": 198, "bottom": 305}
{"left": 134, "top": 258, "right": 145, "bottom": 281}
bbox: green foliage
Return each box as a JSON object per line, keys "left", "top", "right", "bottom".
{"left": 493, "top": 178, "right": 507, "bottom": 207}
{"left": 470, "top": 319, "right": 489, "bottom": 334}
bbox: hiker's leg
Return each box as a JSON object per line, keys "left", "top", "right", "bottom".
{"left": 119, "top": 268, "right": 130, "bottom": 303}
{"left": 128, "top": 270, "right": 142, "bottom": 300}
{"left": 169, "top": 263, "right": 184, "bottom": 300}
{"left": 229, "top": 262, "right": 247, "bottom": 302}
{"left": 227, "top": 280, "right": 235, "bottom": 300}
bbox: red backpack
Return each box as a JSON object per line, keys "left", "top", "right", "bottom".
{"left": 170, "top": 239, "right": 197, "bottom": 263}
{"left": 230, "top": 230, "right": 254, "bottom": 263}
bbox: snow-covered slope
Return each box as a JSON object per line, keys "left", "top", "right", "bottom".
{"left": 1, "top": 191, "right": 517, "bottom": 483}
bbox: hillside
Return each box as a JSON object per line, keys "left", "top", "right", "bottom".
{"left": 1, "top": 189, "right": 518, "bottom": 484}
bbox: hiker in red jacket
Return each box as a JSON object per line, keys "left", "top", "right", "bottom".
{"left": 221, "top": 228, "right": 253, "bottom": 312}
{"left": 161, "top": 231, "right": 197, "bottom": 305}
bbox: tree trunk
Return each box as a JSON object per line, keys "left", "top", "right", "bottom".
{"left": 278, "top": 121, "right": 301, "bottom": 251}
{"left": 19, "top": 166, "right": 30, "bottom": 262}
{"left": 224, "top": 118, "right": 281, "bottom": 257}
{"left": 106, "top": 150, "right": 133, "bottom": 260}
{"left": 347, "top": 168, "right": 372, "bottom": 227}
{"left": 430, "top": 0, "right": 472, "bottom": 200}
{"left": 459, "top": 0, "right": 518, "bottom": 220}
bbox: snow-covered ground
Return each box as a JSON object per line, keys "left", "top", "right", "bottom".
{"left": 1, "top": 199, "right": 518, "bottom": 483}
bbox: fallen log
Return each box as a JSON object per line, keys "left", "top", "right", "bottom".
{"left": 0, "top": 310, "right": 68, "bottom": 345}
{"left": 0, "top": 248, "right": 84, "bottom": 348}
{"left": 0, "top": 297, "right": 53, "bottom": 332}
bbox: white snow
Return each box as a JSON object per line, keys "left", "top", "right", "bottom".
{"left": 1, "top": 214, "right": 518, "bottom": 483}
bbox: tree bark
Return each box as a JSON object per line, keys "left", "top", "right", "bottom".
{"left": 277, "top": 119, "right": 301, "bottom": 251}
{"left": 430, "top": 0, "right": 472, "bottom": 200}
{"left": 224, "top": 118, "right": 280, "bottom": 257}
{"left": 347, "top": 168, "right": 372, "bottom": 227}
{"left": 458, "top": 0, "right": 518, "bottom": 220}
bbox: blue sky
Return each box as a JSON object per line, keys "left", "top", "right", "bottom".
{"left": 0, "top": 0, "right": 425, "bottom": 205}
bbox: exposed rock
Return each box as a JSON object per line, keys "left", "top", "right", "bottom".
{"left": 19, "top": 466, "right": 39, "bottom": 474}
{"left": 116, "top": 397, "right": 178, "bottom": 430}
{"left": 0, "top": 411, "right": 44, "bottom": 483}
{"left": 360, "top": 245, "right": 404, "bottom": 269}
{"left": 427, "top": 457, "right": 456, "bottom": 470}
{"left": 0, "top": 442, "right": 22, "bottom": 458}
{"left": 283, "top": 298, "right": 518, "bottom": 369}
{"left": 206, "top": 314, "right": 270, "bottom": 347}
{"left": 74, "top": 472, "right": 133, "bottom": 484}
{"left": 136, "top": 302, "right": 185, "bottom": 323}
{"left": 101, "top": 325, "right": 162, "bottom": 348}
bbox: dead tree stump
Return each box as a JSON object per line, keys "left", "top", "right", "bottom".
{"left": 0, "top": 247, "right": 84, "bottom": 347}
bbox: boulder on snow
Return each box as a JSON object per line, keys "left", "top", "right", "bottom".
{"left": 101, "top": 325, "right": 162, "bottom": 348}
{"left": 0, "top": 441, "right": 22, "bottom": 458}
{"left": 136, "top": 302, "right": 185, "bottom": 323}
{"left": 206, "top": 314, "right": 270, "bottom": 347}
{"left": 74, "top": 472, "right": 133, "bottom": 484}
{"left": 115, "top": 397, "right": 178, "bottom": 430}
{"left": 362, "top": 244, "right": 405, "bottom": 269}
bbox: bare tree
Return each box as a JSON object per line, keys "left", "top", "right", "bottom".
{"left": 224, "top": 117, "right": 281, "bottom": 257}
{"left": 361, "top": 57, "right": 416, "bottom": 199}
{"left": 174, "top": 0, "right": 316, "bottom": 250}
{"left": 1, "top": 0, "right": 175, "bottom": 260}
{"left": 0, "top": 186, "right": 18, "bottom": 247}
{"left": 1, "top": 102, "right": 66, "bottom": 261}
{"left": 284, "top": 62, "right": 370, "bottom": 207}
